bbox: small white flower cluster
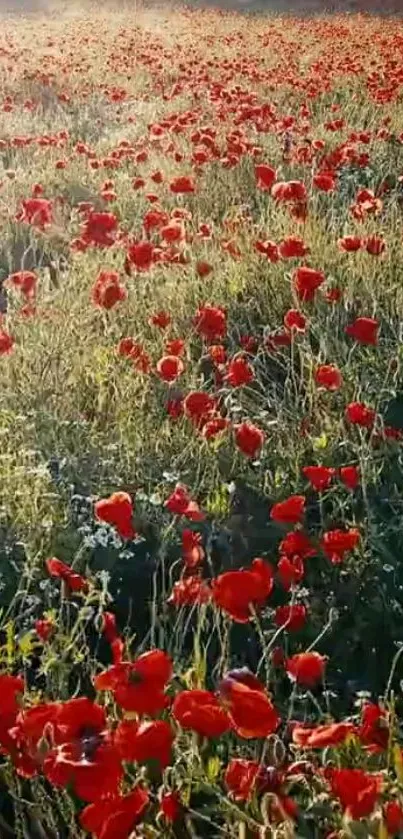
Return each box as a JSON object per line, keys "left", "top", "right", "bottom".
{"left": 80, "top": 523, "right": 123, "bottom": 551}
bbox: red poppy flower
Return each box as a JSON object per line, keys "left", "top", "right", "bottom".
{"left": 6, "top": 271, "right": 37, "bottom": 299}
{"left": 183, "top": 391, "right": 217, "bottom": 427}
{"left": 265, "top": 329, "right": 292, "bottom": 350}
{"left": 8, "top": 700, "right": 62, "bottom": 777}
{"left": 193, "top": 305, "right": 227, "bottom": 341}
{"left": 225, "top": 758, "right": 260, "bottom": 800}
{"left": 272, "top": 181, "right": 307, "bottom": 203}
{"left": 168, "top": 576, "right": 211, "bottom": 607}
{"left": 286, "top": 652, "right": 326, "bottom": 687}
{"left": 46, "top": 557, "right": 87, "bottom": 593}
{"left": 12, "top": 700, "right": 61, "bottom": 759}
{"left": 226, "top": 758, "right": 293, "bottom": 816}
{"left": 277, "top": 555, "right": 305, "bottom": 591}
{"left": 226, "top": 353, "right": 254, "bottom": 387}
{"left": 213, "top": 558, "right": 274, "bottom": 623}
{"left": 115, "top": 719, "right": 173, "bottom": 768}
{"left": 92, "top": 271, "right": 126, "bottom": 310}
{"left": 345, "top": 402, "right": 376, "bottom": 428}
{"left": 313, "top": 172, "right": 336, "bottom": 192}
{"left": 293, "top": 267, "right": 325, "bottom": 302}
{"left": 234, "top": 422, "right": 264, "bottom": 458}
{"left": 384, "top": 801, "right": 403, "bottom": 835}
{"left": 143, "top": 209, "right": 168, "bottom": 232}
{"left": 134, "top": 146, "right": 147, "bottom": 163}
{"left": 274, "top": 604, "right": 307, "bottom": 632}
{"left": 94, "top": 649, "right": 172, "bottom": 714}
{"left": 160, "top": 222, "right": 184, "bottom": 244}
{"left": 169, "top": 207, "right": 191, "bottom": 222}
{"left": 108, "top": 635, "right": 124, "bottom": 665}
{"left": 0, "top": 330, "right": 14, "bottom": 354}
{"left": 166, "top": 395, "right": 184, "bottom": 420}
{"left": 381, "top": 425, "right": 403, "bottom": 442}
{"left": 42, "top": 699, "right": 122, "bottom": 802}
{"left": 356, "top": 187, "right": 380, "bottom": 205}
{"left": 6, "top": 703, "right": 51, "bottom": 778}
{"left": 302, "top": 466, "right": 336, "bottom": 492}
{"left": 271, "top": 495, "right": 305, "bottom": 525}
{"left": 345, "top": 317, "right": 379, "bottom": 345}
{"left": 149, "top": 311, "right": 171, "bottom": 329}
{"left": 255, "top": 239, "right": 279, "bottom": 262}
{"left": 255, "top": 163, "right": 276, "bottom": 191}
{"left": 99, "top": 609, "right": 114, "bottom": 638}
{"left": 279, "top": 530, "right": 316, "bottom": 559}
{"left": 164, "top": 484, "right": 204, "bottom": 521}
{"left": 239, "top": 334, "right": 259, "bottom": 353}
{"left": 338, "top": 235, "right": 362, "bottom": 252}
{"left": 358, "top": 703, "right": 389, "bottom": 752}
{"left": 81, "top": 211, "right": 118, "bottom": 247}
{"left": 80, "top": 786, "right": 149, "bottom": 839}
{"left": 198, "top": 223, "right": 212, "bottom": 239}
{"left": 182, "top": 529, "right": 204, "bottom": 568}
{"left": 328, "top": 768, "right": 381, "bottom": 820}
{"left": 51, "top": 697, "right": 107, "bottom": 745}
{"left": 320, "top": 528, "right": 360, "bottom": 564}
{"left": 292, "top": 722, "right": 355, "bottom": 748}
{"left": 159, "top": 791, "right": 182, "bottom": 823}
{"left": 156, "top": 355, "right": 185, "bottom": 383}
{"left": 315, "top": 364, "right": 343, "bottom": 390}
{"left": 170, "top": 176, "right": 195, "bottom": 193}
{"left": 202, "top": 416, "right": 230, "bottom": 440}
{"left": 76, "top": 202, "right": 95, "bottom": 215}
{"left": 35, "top": 617, "right": 54, "bottom": 642}
{"left": 219, "top": 669, "right": 280, "bottom": 739}
{"left": 165, "top": 339, "right": 185, "bottom": 357}
{"left": 268, "top": 791, "right": 298, "bottom": 827}
{"left": 172, "top": 690, "right": 230, "bottom": 738}
{"left": 339, "top": 465, "right": 360, "bottom": 490}
{"left": 0, "top": 674, "right": 25, "bottom": 755}
{"left": 279, "top": 237, "right": 309, "bottom": 259}
{"left": 283, "top": 309, "right": 306, "bottom": 334}
{"left": 196, "top": 260, "right": 213, "bottom": 278}
{"left": 18, "top": 302, "right": 37, "bottom": 319}
{"left": 117, "top": 338, "right": 141, "bottom": 359}
{"left": 365, "top": 235, "right": 386, "bottom": 256}
{"left": 18, "top": 198, "right": 53, "bottom": 229}
{"left": 125, "top": 241, "right": 154, "bottom": 272}
{"left": 132, "top": 350, "right": 151, "bottom": 374}
{"left": 324, "top": 286, "right": 343, "bottom": 304}
{"left": 94, "top": 491, "right": 135, "bottom": 540}
{"left": 150, "top": 169, "right": 164, "bottom": 184}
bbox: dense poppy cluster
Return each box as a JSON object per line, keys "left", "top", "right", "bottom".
{"left": 1, "top": 3, "right": 403, "bottom": 837}
{"left": 1, "top": 569, "right": 403, "bottom": 837}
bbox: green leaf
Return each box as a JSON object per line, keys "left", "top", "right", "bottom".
{"left": 18, "top": 632, "right": 34, "bottom": 659}
{"left": 312, "top": 432, "right": 328, "bottom": 451}
{"left": 394, "top": 744, "right": 403, "bottom": 783}
{"left": 206, "top": 756, "right": 221, "bottom": 783}
{"left": 205, "top": 485, "right": 230, "bottom": 517}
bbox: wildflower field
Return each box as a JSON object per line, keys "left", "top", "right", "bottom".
{"left": 1, "top": 1, "right": 403, "bottom": 835}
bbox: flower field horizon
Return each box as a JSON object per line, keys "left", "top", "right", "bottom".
{"left": 0, "top": 2, "right": 403, "bottom": 836}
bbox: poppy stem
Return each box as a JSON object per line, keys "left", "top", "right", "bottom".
{"left": 384, "top": 643, "right": 403, "bottom": 702}
{"left": 238, "top": 822, "right": 247, "bottom": 839}
{"left": 305, "top": 610, "right": 336, "bottom": 653}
